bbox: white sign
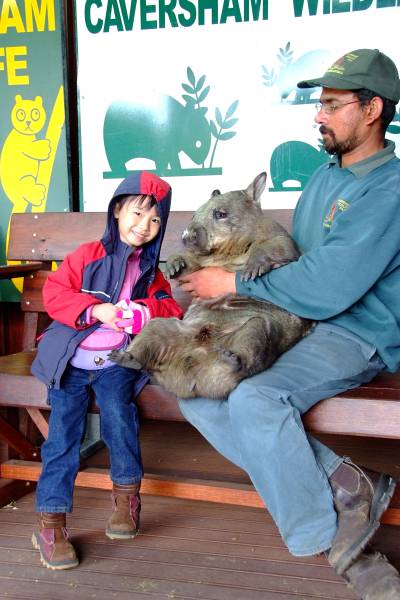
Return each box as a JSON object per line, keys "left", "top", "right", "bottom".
{"left": 76, "top": 0, "right": 400, "bottom": 211}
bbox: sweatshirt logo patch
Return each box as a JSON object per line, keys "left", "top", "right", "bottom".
{"left": 155, "top": 290, "right": 171, "bottom": 300}
{"left": 323, "top": 198, "right": 350, "bottom": 229}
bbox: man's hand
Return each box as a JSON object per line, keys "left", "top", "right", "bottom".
{"left": 177, "top": 267, "right": 236, "bottom": 299}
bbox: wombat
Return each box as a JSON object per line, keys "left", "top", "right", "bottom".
{"left": 110, "top": 173, "right": 313, "bottom": 399}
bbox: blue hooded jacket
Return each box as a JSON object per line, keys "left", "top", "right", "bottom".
{"left": 31, "top": 171, "right": 179, "bottom": 392}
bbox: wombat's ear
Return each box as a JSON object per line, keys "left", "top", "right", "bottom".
{"left": 245, "top": 172, "right": 267, "bottom": 205}
{"left": 212, "top": 189, "right": 221, "bottom": 197}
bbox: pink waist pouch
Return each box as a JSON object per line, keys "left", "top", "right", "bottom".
{"left": 70, "top": 326, "right": 129, "bottom": 370}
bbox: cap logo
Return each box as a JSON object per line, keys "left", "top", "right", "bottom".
{"left": 326, "top": 52, "right": 359, "bottom": 76}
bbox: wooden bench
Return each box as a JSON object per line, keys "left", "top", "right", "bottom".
{"left": 0, "top": 211, "right": 399, "bottom": 522}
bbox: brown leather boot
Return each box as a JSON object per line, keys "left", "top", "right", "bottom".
{"left": 105, "top": 482, "right": 141, "bottom": 539}
{"left": 328, "top": 459, "right": 395, "bottom": 575}
{"left": 32, "top": 512, "right": 79, "bottom": 570}
{"left": 344, "top": 550, "right": 400, "bottom": 599}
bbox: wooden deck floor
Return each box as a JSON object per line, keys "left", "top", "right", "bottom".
{"left": 0, "top": 421, "right": 399, "bottom": 599}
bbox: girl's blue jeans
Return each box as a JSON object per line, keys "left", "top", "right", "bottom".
{"left": 36, "top": 364, "right": 143, "bottom": 513}
{"left": 178, "top": 323, "right": 385, "bottom": 557}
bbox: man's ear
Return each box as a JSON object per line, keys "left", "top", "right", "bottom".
{"left": 365, "top": 96, "right": 384, "bottom": 124}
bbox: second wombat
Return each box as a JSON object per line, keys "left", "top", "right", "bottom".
{"left": 110, "top": 173, "right": 313, "bottom": 399}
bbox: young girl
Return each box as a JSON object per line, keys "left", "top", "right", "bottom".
{"left": 31, "top": 171, "right": 183, "bottom": 570}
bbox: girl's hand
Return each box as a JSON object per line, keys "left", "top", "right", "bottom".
{"left": 92, "top": 303, "right": 122, "bottom": 331}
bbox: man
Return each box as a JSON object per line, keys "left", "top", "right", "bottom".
{"left": 177, "top": 49, "right": 400, "bottom": 599}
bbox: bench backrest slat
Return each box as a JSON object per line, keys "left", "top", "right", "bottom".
{"left": 9, "top": 209, "right": 294, "bottom": 317}
{"left": 8, "top": 209, "right": 293, "bottom": 263}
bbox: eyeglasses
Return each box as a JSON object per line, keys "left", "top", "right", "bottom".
{"left": 314, "top": 100, "right": 361, "bottom": 114}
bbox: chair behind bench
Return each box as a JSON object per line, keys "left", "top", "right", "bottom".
{"left": 0, "top": 211, "right": 399, "bottom": 521}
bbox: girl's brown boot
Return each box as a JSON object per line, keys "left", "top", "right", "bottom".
{"left": 106, "top": 482, "right": 141, "bottom": 539}
{"left": 32, "top": 512, "right": 78, "bottom": 570}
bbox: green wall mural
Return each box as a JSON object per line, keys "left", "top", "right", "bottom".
{"left": 75, "top": 3, "right": 400, "bottom": 211}
{"left": 262, "top": 42, "right": 331, "bottom": 104}
{"left": 103, "top": 67, "right": 239, "bottom": 179}
{"left": 0, "top": 0, "right": 70, "bottom": 301}
{"left": 269, "top": 140, "right": 329, "bottom": 192}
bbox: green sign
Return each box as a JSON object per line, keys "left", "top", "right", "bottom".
{"left": 0, "top": 0, "right": 70, "bottom": 300}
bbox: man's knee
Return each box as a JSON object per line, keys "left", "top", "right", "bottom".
{"left": 229, "top": 376, "right": 296, "bottom": 439}
{"left": 178, "top": 396, "right": 223, "bottom": 425}
{"left": 229, "top": 375, "right": 289, "bottom": 413}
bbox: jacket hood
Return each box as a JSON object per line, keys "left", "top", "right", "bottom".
{"left": 102, "top": 171, "right": 171, "bottom": 265}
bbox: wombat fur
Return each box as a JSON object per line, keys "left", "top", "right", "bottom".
{"left": 110, "top": 172, "right": 313, "bottom": 399}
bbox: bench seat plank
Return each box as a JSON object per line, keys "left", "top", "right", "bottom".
{"left": 0, "top": 350, "right": 399, "bottom": 438}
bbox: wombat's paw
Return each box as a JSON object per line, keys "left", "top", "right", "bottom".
{"left": 219, "top": 348, "right": 242, "bottom": 371}
{"left": 241, "top": 253, "right": 272, "bottom": 281}
{"left": 108, "top": 350, "right": 143, "bottom": 370}
{"left": 165, "top": 255, "right": 187, "bottom": 279}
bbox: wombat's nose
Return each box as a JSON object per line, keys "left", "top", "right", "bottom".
{"left": 182, "top": 228, "right": 196, "bottom": 243}
{"left": 182, "top": 226, "right": 208, "bottom": 252}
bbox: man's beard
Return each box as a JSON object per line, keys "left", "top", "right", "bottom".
{"left": 319, "top": 126, "right": 359, "bottom": 156}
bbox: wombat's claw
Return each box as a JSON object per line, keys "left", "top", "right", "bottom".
{"left": 241, "top": 265, "right": 270, "bottom": 281}
{"left": 108, "top": 350, "right": 143, "bottom": 370}
{"left": 165, "top": 259, "right": 187, "bottom": 279}
{"left": 219, "top": 348, "right": 242, "bottom": 371}
{"left": 108, "top": 350, "right": 121, "bottom": 362}
{"left": 241, "top": 269, "right": 258, "bottom": 281}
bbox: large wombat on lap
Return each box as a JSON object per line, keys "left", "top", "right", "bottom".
{"left": 110, "top": 173, "right": 313, "bottom": 399}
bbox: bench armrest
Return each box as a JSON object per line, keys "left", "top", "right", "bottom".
{"left": 0, "top": 262, "right": 47, "bottom": 280}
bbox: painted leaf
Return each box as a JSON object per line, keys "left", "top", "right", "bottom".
{"left": 210, "top": 120, "right": 219, "bottom": 137}
{"left": 226, "top": 100, "right": 239, "bottom": 119}
{"left": 219, "top": 131, "right": 236, "bottom": 141}
{"left": 182, "top": 83, "right": 195, "bottom": 94}
{"left": 198, "top": 86, "right": 210, "bottom": 103}
{"left": 388, "top": 124, "right": 400, "bottom": 134}
{"left": 215, "top": 107, "right": 223, "bottom": 127}
{"left": 195, "top": 75, "right": 206, "bottom": 92}
{"left": 187, "top": 67, "right": 196, "bottom": 86}
{"left": 222, "top": 117, "right": 238, "bottom": 129}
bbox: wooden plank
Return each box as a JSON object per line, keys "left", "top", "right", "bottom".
{"left": 303, "top": 396, "right": 400, "bottom": 438}
{"left": 0, "top": 460, "right": 264, "bottom": 507}
{"left": 0, "top": 261, "right": 45, "bottom": 279}
{"left": 1, "top": 460, "right": 399, "bottom": 526}
{"left": 0, "top": 358, "right": 399, "bottom": 438}
{"left": 26, "top": 407, "right": 49, "bottom": 438}
{"left": 2, "top": 486, "right": 399, "bottom": 600}
{"left": 0, "top": 478, "right": 34, "bottom": 508}
{"left": 0, "top": 416, "right": 40, "bottom": 460}
{"left": 7, "top": 209, "right": 293, "bottom": 262}
{"left": 21, "top": 270, "right": 51, "bottom": 313}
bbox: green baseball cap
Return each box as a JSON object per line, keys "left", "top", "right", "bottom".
{"left": 298, "top": 48, "right": 400, "bottom": 103}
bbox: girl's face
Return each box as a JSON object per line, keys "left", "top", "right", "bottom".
{"left": 114, "top": 195, "right": 161, "bottom": 248}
